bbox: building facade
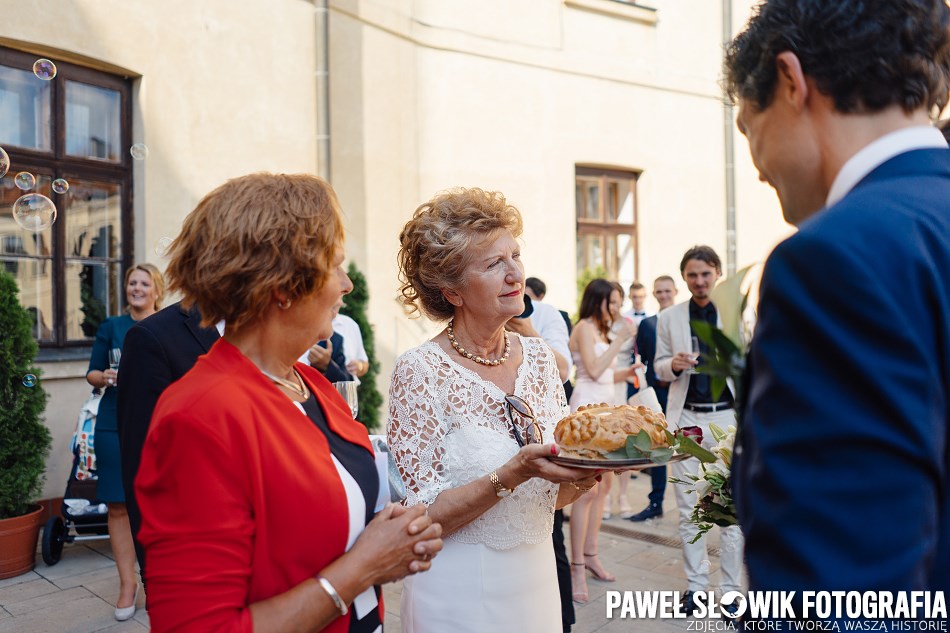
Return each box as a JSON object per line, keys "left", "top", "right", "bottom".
{"left": 0, "top": 0, "right": 791, "bottom": 502}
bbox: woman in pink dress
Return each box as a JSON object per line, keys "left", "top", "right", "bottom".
{"left": 566, "top": 278, "right": 638, "bottom": 603}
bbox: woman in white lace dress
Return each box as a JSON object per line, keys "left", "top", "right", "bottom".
{"left": 389, "top": 188, "right": 599, "bottom": 633}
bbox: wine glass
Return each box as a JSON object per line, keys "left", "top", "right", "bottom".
{"left": 108, "top": 348, "right": 121, "bottom": 385}
{"left": 688, "top": 336, "right": 701, "bottom": 375}
{"left": 333, "top": 381, "right": 359, "bottom": 419}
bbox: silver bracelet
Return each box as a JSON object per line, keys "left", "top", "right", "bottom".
{"left": 316, "top": 576, "right": 348, "bottom": 616}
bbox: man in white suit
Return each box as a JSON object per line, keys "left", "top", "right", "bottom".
{"left": 655, "top": 245, "right": 743, "bottom": 617}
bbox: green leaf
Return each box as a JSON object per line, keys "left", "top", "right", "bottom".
{"left": 711, "top": 376, "right": 727, "bottom": 401}
{"left": 690, "top": 320, "right": 718, "bottom": 350}
{"left": 649, "top": 447, "right": 674, "bottom": 463}
{"left": 633, "top": 430, "right": 653, "bottom": 452}
{"left": 674, "top": 434, "right": 718, "bottom": 463}
{"left": 688, "top": 524, "right": 714, "bottom": 543}
{"left": 624, "top": 435, "right": 650, "bottom": 459}
{"left": 605, "top": 448, "right": 630, "bottom": 460}
{"left": 710, "top": 264, "right": 754, "bottom": 349}
{"left": 711, "top": 326, "right": 742, "bottom": 358}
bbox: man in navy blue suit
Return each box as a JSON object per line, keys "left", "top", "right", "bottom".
{"left": 627, "top": 275, "right": 677, "bottom": 522}
{"left": 727, "top": 0, "right": 950, "bottom": 602}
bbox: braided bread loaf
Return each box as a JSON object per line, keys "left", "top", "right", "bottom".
{"left": 553, "top": 403, "right": 669, "bottom": 459}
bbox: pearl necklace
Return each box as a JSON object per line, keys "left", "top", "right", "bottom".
{"left": 446, "top": 319, "right": 510, "bottom": 366}
{"left": 261, "top": 368, "right": 309, "bottom": 398}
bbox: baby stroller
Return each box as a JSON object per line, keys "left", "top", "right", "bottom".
{"left": 42, "top": 389, "right": 110, "bottom": 565}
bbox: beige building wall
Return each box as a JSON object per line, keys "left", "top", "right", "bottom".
{"left": 3, "top": 0, "right": 795, "bottom": 501}
{"left": 2, "top": 0, "right": 321, "bottom": 500}
{"left": 330, "top": 0, "right": 793, "bottom": 409}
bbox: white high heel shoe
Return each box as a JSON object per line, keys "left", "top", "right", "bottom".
{"left": 114, "top": 584, "right": 139, "bottom": 621}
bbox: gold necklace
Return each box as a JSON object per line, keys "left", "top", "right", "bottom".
{"left": 261, "top": 368, "right": 309, "bottom": 398}
{"left": 446, "top": 319, "right": 510, "bottom": 366}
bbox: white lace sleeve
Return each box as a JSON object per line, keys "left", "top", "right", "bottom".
{"left": 387, "top": 351, "right": 451, "bottom": 507}
{"left": 387, "top": 339, "right": 559, "bottom": 549}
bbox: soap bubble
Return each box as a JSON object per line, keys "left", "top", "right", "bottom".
{"left": 22, "top": 374, "right": 37, "bottom": 388}
{"left": 129, "top": 143, "right": 149, "bottom": 160}
{"left": 51, "top": 178, "right": 69, "bottom": 194}
{"left": 33, "top": 59, "right": 56, "bottom": 80}
{"left": 0, "top": 147, "right": 8, "bottom": 178}
{"left": 12, "top": 194, "right": 57, "bottom": 232}
{"left": 14, "top": 172, "right": 35, "bottom": 190}
{"left": 154, "top": 236, "right": 173, "bottom": 257}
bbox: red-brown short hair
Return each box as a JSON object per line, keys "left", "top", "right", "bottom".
{"left": 166, "top": 173, "right": 344, "bottom": 331}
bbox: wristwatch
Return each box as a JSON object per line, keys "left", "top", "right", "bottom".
{"left": 490, "top": 470, "right": 515, "bottom": 498}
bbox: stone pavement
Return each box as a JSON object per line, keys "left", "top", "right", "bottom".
{"left": 1, "top": 472, "right": 740, "bottom": 632}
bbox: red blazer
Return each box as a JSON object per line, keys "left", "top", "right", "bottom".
{"left": 136, "top": 338, "right": 374, "bottom": 632}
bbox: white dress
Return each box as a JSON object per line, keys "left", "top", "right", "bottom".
{"left": 388, "top": 335, "right": 566, "bottom": 633}
{"left": 612, "top": 320, "right": 635, "bottom": 406}
{"left": 569, "top": 341, "right": 616, "bottom": 412}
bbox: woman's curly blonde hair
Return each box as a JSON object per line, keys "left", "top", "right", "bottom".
{"left": 397, "top": 187, "right": 523, "bottom": 322}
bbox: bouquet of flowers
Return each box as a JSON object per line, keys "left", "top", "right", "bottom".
{"left": 623, "top": 265, "right": 754, "bottom": 539}
{"left": 669, "top": 424, "right": 737, "bottom": 542}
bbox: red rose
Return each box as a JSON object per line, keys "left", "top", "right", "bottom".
{"left": 676, "top": 426, "right": 704, "bottom": 444}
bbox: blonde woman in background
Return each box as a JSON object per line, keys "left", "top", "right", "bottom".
{"left": 85, "top": 263, "right": 164, "bottom": 621}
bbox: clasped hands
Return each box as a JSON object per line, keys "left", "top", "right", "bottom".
{"left": 350, "top": 503, "right": 443, "bottom": 585}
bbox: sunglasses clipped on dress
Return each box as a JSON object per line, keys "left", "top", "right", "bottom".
{"left": 503, "top": 394, "right": 543, "bottom": 447}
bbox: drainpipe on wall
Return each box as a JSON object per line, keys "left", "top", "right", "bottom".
{"left": 723, "top": 0, "right": 737, "bottom": 276}
{"left": 315, "top": 0, "right": 331, "bottom": 182}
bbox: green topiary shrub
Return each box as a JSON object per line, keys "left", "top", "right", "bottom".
{"left": 340, "top": 263, "right": 383, "bottom": 432}
{"left": 0, "top": 270, "right": 51, "bottom": 519}
{"left": 573, "top": 265, "right": 609, "bottom": 322}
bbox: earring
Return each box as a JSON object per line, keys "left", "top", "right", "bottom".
{"left": 278, "top": 299, "right": 292, "bottom": 310}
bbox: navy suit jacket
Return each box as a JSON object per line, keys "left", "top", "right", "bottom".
{"left": 117, "top": 302, "right": 219, "bottom": 572}
{"left": 632, "top": 315, "right": 669, "bottom": 412}
{"left": 318, "top": 331, "right": 354, "bottom": 383}
{"left": 735, "top": 148, "right": 950, "bottom": 594}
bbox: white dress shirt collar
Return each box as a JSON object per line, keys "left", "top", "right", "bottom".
{"left": 826, "top": 126, "right": 947, "bottom": 208}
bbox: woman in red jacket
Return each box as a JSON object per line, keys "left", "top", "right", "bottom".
{"left": 136, "top": 173, "right": 442, "bottom": 632}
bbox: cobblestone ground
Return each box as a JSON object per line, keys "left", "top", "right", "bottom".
{"left": 1, "top": 472, "right": 743, "bottom": 632}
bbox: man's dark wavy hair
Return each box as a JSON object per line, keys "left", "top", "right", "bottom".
{"left": 724, "top": 0, "right": 950, "bottom": 115}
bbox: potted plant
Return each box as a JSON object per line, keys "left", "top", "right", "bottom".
{"left": 0, "top": 270, "right": 52, "bottom": 579}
